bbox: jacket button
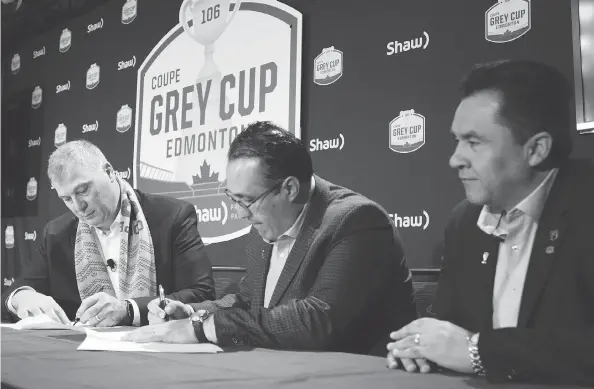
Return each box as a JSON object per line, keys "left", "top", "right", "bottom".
{"left": 232, "top": 337, "right": 238, "bottom": 344}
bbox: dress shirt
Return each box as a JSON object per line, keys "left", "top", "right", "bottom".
{"left": 477, "top": 169, "right": 558, "bottom": 328}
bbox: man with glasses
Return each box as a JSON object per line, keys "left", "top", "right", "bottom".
{"left": 125, "top": 121, "right": 417, "bottom": 355}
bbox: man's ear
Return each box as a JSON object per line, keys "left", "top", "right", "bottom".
{"left": 524, "top": 131, "right": 553, "bottom": 167}
{"left": 104, "top": 162, "right": 115, "bottom": 182}
{"left": 283, "top": 176, "right": 301, "bottom": 203}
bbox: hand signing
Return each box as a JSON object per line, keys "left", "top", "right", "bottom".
{"left": 387, "top": 318, "right": 473, "bottom": 374}
{"left": 147, "top": 298, "right": 193, "bottom": 324}
{"left": 123, "top": 319, "right": 198, "bottom": 344}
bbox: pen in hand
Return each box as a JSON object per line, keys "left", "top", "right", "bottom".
{"left": 158, "top": 284, "right": 169, "bottom": 322}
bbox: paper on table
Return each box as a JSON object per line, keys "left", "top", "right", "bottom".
{"left": 78, "top": 328, "right": 223, "bottom": 353}
{"left": 0, "top": 314, "right": 89, "bottom": 332}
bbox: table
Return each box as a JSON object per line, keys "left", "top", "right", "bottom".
{"left": 0, "top": 328, "right": 582, "bottom": 389}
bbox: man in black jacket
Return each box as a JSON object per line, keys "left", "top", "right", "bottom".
{"left": 1, "top": 140, "right": 215, "bottom": 326}
{"left": 387, "top": 60, "right": 594, "bottom": 386}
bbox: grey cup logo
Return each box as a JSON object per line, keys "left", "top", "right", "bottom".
{"left": 11, "top": 54, "right": 21, "bottom": 74}
{"left": 387, "top": 31, "right": 429, "bottom": 56}
{"left": 56, "top": 80, "right": 71, "bottom": 93}
{"left": 5, "top": 226, "right": 15, "bottom": 249}
{"left": 59, "top": 28, "right": 72, "bottom": 52}
{"left": 389, "top": 109, "right": 425, "bottom": 153}
{"left": 114, "top": 167, "right": 131, "bottom": 180}
{"left": 33, "top": 46, "right": 46, "bottom": 59}
{"left": 314, "top": 46, "right": 343, "bottom": 85}
{"left": 485, "top": 0, "right": 531, "bottom": 43}
{"left": 86, "top": 63, "right": 100, "bottom": 89}
{"left": 3, "top": 277, "right": 15, "bottom": 287}
{"left": 116, "top": 104, "right": 133, "bottom": 133}
{"left": 87, "top": 18, "right": 104, "bottom": 33}
{"left": 122, "top": 0, "right": 138, "bottom": 24}
{"left": 28, "top": 137, "right": 41, "bottom": 148}
{"left": 55, "top": 123, "right": 67, "bottom": 147}
{"left": 389, "top": 211, "right": 430, "bottom": 230}
{"left": 32, "top": 86, "right": 43, "bottom": 109}
{"left": 118, "top": 55, "right": 137, "bottom": 71}
{"left": 24, "top": 231, "right": 37, "bottom": 241}
{"left": 82, "top": 120, "right": 99, "bottom": 133}
{"left": 309, "top": 134, "right": 345, "bottom": 152}
{"left": 26, "top": 177, "right": 38, "bottom": 201}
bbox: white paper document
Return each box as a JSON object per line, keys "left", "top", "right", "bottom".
{"left": 78, "top": 328, "right": 223, "bottom": 353}
{"left": 0, "top": 314, "right": 89, "bottom": 332}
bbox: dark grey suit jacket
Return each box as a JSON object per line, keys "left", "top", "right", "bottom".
{"left": 1, "top": 191, "right": 215, "bottom": 325}
{"left": 434, "top": 159, "right": 594, "bottom": 386}
{"left": 190, "top": 176, "right": 417, "bottom": 355}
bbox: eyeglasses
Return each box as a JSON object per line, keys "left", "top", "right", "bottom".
{"left": 224, "top": 180, "right": 284, "bottom": 217}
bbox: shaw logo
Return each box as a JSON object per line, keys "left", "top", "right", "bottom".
{"left": 11, "top": 54, "right": 20, "bottom": 74}
{"left": 5, "top": 226, "right": 15, "bottom": 249}
{"left": 86, "top": 64, "right": 100, "bottom": 89}
{"left": 389, "top": 109, "right": 425, "bottom": 153}
{"left": 33, "top": 46, "right": 46, "bottom": 59}
{"left": 28, "top": 137, "right": 41, "bottom": 148}
{"left": 122, "top": 0, "right": 138, "bottom": 24}
{"left": 485, "top": 0, "right": 531, "bottom": 43}
{"left": 118, "top": 56, "right": 137, "bottom": 71}
{"left": 87, "top": 18, "right": 104, "bottom": 33}
{"left": 3, "top": 277, "right": 15, "bottom": 287}
{"left": 24, "top": 231, "right": 37, "bottom": 241}
{"left": 194, "top": 202, "right": 229, "bottom": 225}
{"left": 56, "top": 80, "right": 71, "bottom": 93}
{"left": 114, "top": 167, "right": 131, "bottom": 180}
{"left": 389, "top": 211, "right": 430, "bottom": 230}
{"left": 26, "top": 177, "right": 38, "bottom": 201}
{"left": 116, "top": 105, "right": 133, "bottom": 133}
{"left": 387, "top": 31, "right": 429, "bottom": 56}
{"left": 32, "top": 86, "right": 43, "bottom": 109}
{"left": 314, "top": 46, "right": 343, "bottom": 85}
{"left": 82, "top": 121, "right": 99, "bottom": 133}
{"left": 309, "top": 134, "right": 345, "bottom": 152}
{"left": 55, "top": 123, "right": 67, "bottom": 147}
{"left": 59, "top": 28, "right": 72, "bottom": 53}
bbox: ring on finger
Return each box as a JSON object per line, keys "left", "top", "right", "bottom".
{"left": 414, "top": 333, "right": 421, "bottom": 346}
{"left": 94, "top": 314, "right": 101, "bottom": 322}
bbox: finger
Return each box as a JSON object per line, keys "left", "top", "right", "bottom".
{"left": 148, "top": 311, "right": 165, "bottom": 325}
{"left": 29, "top": 306, "right": 44, "bottom": 317}
{"left": 416, "top": 358, "right": 432, "bottom": 374}
{"left": 76, "top": 294, "right": 100, "bottom": 320}
{"left": 40, "top": 306, "right": 63, "bottom": 324}
{"left": 386, "top": 352, "right": 399, "bottom": 370}
{"left": 390, "top": 320, "right": 421, "bottom": 340}
{"left": 49, "top": 300, "right": 70, "bottom": 324}
{"left": 163, "top": 300, "right": 181, "bottom": 316}
{"left": 391, "top": 347, "right": 423, "bottom": 360}
{"left": 389, "top": 335, "right": 417, "bottom": 351}
{"left": 80, "top": 301, "right": 108, "bottom": 325}
{"left": 401, "top": 358, "right": 418, "bottom": 373}
{"left": 17, "top": 308, "right": 33, "bottom": 319}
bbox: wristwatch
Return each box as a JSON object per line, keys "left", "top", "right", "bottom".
{"left": 189, "top": 309, "right": 210, "bottom": 343}
{"left": 467, "top": 332, "right": 486, "bottom": 376}
{"left": 119, "top": 300, "right": 134, "bottom": 326}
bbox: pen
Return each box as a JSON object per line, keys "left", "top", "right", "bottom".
{"left": 158, "top": 284, "right": 169, "bottom": 322}
{"left": 72, "top": 318, "right": 80, "bottom": 326}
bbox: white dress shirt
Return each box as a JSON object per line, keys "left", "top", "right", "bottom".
{"left": 477, "top": 169, "right": 558, "bottom": 328}
{"left": 203, "top": 176, "right": 316, "bottom": 342}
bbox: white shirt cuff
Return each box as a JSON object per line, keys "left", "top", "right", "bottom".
{"left": 6, "top": 286, "right": 35, "bottom": 314}
{"left": 203, "top": 314, "right": 218, "bottom": 343}
{"left": 126, "top": 299, "right": 141, "bottom": 326}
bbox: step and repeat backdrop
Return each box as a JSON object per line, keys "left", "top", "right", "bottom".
{"left": 2, "top": 0, "right": 593, "bottom": 291}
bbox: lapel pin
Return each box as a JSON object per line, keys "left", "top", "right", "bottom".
{"left": 481, "top": 252, "right": 489, "bottom": 264}
{"left": 549, "top": 230, "right": 559, "bottom": 242}
{"left": 261, "top": 249, "right": 266, "bottom": 259}
{"left": 545, "top": 246, "right": 555, "bottom": 254}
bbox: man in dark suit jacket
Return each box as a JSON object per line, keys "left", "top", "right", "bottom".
{"left": 387, "top": 60, "right": 594, "bottom": 386}
{"left": 125, "top": 121, "right": 417, "bottom": 356}
{"left": 1, "top": 140, "right": 215, "bottom": 326}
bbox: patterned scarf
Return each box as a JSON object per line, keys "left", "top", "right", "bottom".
{"left": 74, "top": 177, "right": 157, "bottom": 301}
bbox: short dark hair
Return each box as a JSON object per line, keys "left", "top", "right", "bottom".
{"left": 228, "top": 121, "right": 313, "bottom": 183}
{"left": 460, "top": 60, "right": 573, "bottom": 168}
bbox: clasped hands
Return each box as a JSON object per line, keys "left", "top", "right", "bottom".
{"left": 386, "top": 318, "right": 474, "bottom": 374}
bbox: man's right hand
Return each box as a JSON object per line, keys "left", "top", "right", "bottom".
{"left": 11, "top": 289, "right": 70, "bottom": 324}
{"left": 147, "top": 298, "right": 193, "bottom": 324}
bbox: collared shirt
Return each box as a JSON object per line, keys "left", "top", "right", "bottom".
{"left": 203, "top": 175, "right": 316, "bottom": 342}
{"left": 477, "top": 169, "right": 559, "bottom": 328}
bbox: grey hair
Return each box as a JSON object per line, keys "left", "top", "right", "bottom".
{"left": 48, "top": 140, "right": 108, "bottom": 185}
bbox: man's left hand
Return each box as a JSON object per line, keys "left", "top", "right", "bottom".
{"left": 76, "top": 292, "right": 127, "bottom": 327}
{"left": 387, "top": 318, "right": 473, "bottom": 374}
{"left": 122, "top": 319, "right": 198, "bottom": 344}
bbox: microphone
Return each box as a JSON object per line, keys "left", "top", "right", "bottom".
{"left": 106, "top": 259, "right": 117, "bottom": 272}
